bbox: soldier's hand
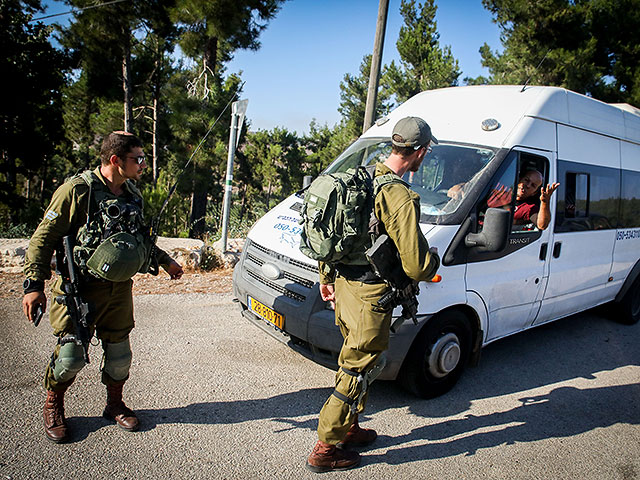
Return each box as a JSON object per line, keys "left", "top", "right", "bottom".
{"left": 23, "top": 291, "right": 46, "bottom": 323}
{"left": 319, "top": 283, "right": 335, "bottom": 310}
{"left": 164, "top": 259, "right": 184, "bottom": 280}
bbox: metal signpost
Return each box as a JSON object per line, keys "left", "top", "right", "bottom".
{"left": 221, "top": 99, "right": 248, "bottom": 252}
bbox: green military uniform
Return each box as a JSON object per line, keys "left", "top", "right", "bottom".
{"left": 316, "top": 162, "right": 440, "bottom": 444}
{"left": 24, "top": 167, "right": 173, "bottom": 391}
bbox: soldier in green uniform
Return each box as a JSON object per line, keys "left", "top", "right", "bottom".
{"left": 306, "top": 117, "right": 441, "bottom": 472}
{"left": 22, "top": 131, "right": 183, "bottom": 443}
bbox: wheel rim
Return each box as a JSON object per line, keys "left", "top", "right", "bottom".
{"left": 427, "top": 332, "right": 461, "bottom": 379}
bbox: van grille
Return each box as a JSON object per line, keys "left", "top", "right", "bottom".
{"left": 246, "top": 270, "right": 306, "bottom": 302}
{"left": 244, "top": 239, "right": 318, "bottom": 303}
{"left": 246, "top": 252, "right": 315, "bottom": 289}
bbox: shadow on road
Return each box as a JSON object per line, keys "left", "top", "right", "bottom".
{"left": 366, "top": 383, "right": 640, "bottom": 466}
{"left": 47, "top": 309, "right": 640, "bottom": 460}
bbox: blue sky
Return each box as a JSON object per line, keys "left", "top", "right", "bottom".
{"left": 39, "top": 0, "right": 502, "bottom": 135}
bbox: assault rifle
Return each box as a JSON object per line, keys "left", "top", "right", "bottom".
{"left": 365, "top": 234, "right": 420, "bottom": 333}
{"left": 55, "top": 236, "right": 91, "bottom": 363}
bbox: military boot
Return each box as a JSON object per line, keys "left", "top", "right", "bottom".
{"left": 306, "top": 440, "right": 361, "bottom": 473}
{"left": 337, "top": 415, "right": 378, "bottom": 448}
{"left": 103, "top": 382, "right": 139, "bottom": 431}
{"left": 43, "top": 388, "right": 68, "bottom": 443}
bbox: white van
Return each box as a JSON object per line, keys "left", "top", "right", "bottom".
{"left": 232, "top": 85, "right": 640, "bottom": 398}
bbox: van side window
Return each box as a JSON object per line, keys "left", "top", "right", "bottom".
{"left": 620, "top": 169, "right": 640, "bottom": 228}
{"left": 564, "top": 172, "right": 589, "bottom": 219}
{"left": 555, "top": 160, "right": 619, "bottom": 232}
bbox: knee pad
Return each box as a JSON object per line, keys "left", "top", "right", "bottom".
{"left": 102, "top": 338, "right": 132, "bottom": 382}
{"left": 52, "top": 340, "right": 87, "bottom": 383}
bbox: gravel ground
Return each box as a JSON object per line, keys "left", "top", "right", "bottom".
{"left": 1, "top": 269, "right": 234, "bottom": 299}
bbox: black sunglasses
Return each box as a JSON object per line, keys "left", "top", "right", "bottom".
{"left": 125, "top": 155, "right": 146, "bottom": 165}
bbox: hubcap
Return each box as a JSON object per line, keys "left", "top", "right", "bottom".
{"left": 427, "top": 333, "right": 461, "bottom": 378}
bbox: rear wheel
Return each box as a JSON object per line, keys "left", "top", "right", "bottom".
{"left": 615, "top": 276, "right": 640, "bottom": 325}
{"left": 398, "top": 310, "right": 472, "bottom": 398}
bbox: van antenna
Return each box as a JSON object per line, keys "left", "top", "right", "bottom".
{"left": 521, "top": 50, "right": 550, "bottom": 92}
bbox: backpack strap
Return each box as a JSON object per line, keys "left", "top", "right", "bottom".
{"left": 366, "top": 164, "right": 407, "bottom": 239}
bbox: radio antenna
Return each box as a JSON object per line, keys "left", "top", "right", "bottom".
{"left": 521, "top": 50, "right": 550, "bottom": 92}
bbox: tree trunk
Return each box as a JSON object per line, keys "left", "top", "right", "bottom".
{"left": 151, "top": 41, "right": 161, "bottom": 185}
{"left": 203, "top": 36, "right": 218, "bottom": 74}
{"left": 188, "top": 36, "right": 218, "bottom": 238}
{"left": 189, "top": 184, "right": 208, "bottom": 238}
{"left": 122, "top": 30, "right": 133, "bottom": 132}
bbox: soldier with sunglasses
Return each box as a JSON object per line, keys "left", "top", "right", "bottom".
{"left": 22, "top": 131, "right": 183, "bottom": 443}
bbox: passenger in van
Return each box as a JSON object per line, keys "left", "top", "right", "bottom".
{"left": 306, "top": 117, "right": 441, "bottom": 473}
{"left": 511, "top": 169, "right": 560, "bottom": 230}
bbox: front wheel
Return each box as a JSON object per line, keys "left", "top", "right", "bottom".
{"left": 615, "top": 276, "right": 640, "bottom": 325}
{"left": 398, "top": 310, "right": 472, "bottom": 399}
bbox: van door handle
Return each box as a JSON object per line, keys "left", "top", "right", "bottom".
{"left": 539, "top": 243, "right": 548, "bottom": 261}
{"left": 553, "top": 242, "right": 562, "bottom": 258}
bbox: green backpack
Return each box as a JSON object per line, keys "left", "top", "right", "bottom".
{"left": 299, "top": 165, "right": 399, "bottom": 264}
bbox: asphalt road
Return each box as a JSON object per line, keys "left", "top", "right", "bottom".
{"left": 1, "top": 291, "right": 639, "bottom": 480}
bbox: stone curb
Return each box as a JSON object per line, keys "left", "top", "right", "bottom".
{"left": 0, "top": 237, "right": 245, "bottom": 273}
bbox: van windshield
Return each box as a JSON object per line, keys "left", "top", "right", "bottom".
{"left": 324, "top": 137, "right": 496, "bottom": 221}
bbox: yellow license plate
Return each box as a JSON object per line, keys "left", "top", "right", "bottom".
{"left": 248, "top": 296, "right": 284, "bottom": 330}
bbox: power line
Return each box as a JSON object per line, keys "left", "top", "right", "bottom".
{"left": 30, "top": 0, "right": 129, "bottom": 22}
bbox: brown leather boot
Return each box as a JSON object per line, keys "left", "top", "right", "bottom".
{"left": 337, "top": 416, "right": 378, "bottom": 448}
{"left": 43, "top": 389, "right": 68, "bottom": 443}
{"left": 103, "top": 382, "right": 139, "bottom": 431}
{"left": 306, "top": 440, "right": 361, "bottom": 473}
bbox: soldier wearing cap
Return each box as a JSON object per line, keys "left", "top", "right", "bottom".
{"left": 22, "top": 131, "right": 183, "bottom": 443}
{"left": 306, "top": 117, "right": 441, "bottom": 472}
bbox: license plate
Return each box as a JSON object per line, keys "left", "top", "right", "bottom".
{"left": 248, "top": 296, "right": 284, "bottom": 330}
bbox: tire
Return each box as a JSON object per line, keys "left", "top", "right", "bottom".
{"left": 615, "top": 276, "right": 640, "bottom": 325}
{"left": 398, "top": 310, "right": 472, "bottom": 399}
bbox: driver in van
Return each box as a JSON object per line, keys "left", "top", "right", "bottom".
{"left": 450, "top": 168, "right": 559, "bottom": 230}
{"left": 488, "top": 169, "right": 559, "bottom": 230}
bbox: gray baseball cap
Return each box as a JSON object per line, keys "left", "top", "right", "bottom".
{"left": 391, "top": 116, "right": 438, "bottom": 149}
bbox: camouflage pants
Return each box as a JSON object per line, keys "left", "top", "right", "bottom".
{"left": 44, "top": 276, "right": 134, "bottom": 391}
{"left": 317, "top": 276, "right": 391, "bottom": 444}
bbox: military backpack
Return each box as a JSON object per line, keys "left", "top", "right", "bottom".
{"left": 299, "top": 164, "right": 402, "bottom": 264}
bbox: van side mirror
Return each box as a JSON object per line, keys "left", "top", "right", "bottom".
{"left": 303, "top": 175, "right": 313, "bottom": 188}
{"left": 464, "top": 208, "right": 510, "bottom": 252}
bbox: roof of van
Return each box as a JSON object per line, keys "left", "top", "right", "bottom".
{"left": 364, "top": 85, "right": 640, "bottom": 148}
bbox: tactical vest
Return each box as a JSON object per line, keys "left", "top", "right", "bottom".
{"left": 73, "top": 171, "right": 153, "bottom": 282}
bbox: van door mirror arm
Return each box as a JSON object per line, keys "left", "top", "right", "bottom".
{"left": 464, "top": 208, "right": 510, "bottom": 253}
{"left": 443, "top": 217, "right": 473, "bottom": 265}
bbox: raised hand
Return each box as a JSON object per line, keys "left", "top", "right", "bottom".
{"left": 487, "top": 183, "right": 513, "bottom": 208}
{"left": 540, "top": 182, "right": 560, "bottom": 204}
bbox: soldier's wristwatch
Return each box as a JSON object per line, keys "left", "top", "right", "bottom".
{"left": 23, "top": 278, "right": 44, "bottom": 294}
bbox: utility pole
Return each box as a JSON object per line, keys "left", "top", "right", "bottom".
{"left": 363, "top": 0, "right": 389, "bottom": 134}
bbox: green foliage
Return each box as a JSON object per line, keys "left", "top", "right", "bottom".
{"left": 383, "top": 0, "right": 461, "bottom": 103}
{"left": 141, "top": 170, "right": 191, "bottom": 237}
{"left": 0, "top": 222, "right": 34, "bottom": 239}
{"left": 243, "top": 126, "right": 306, "bottom": 208}
{"left": 0, "top": 0, "right": 68, "bottom": 227}
{"left": 338, "top": 55, "right": 393, "bottom": 138}
{"left": 477, "top": 0, "right": 640, "bottom": 105}
{"left": 304, "top": 121, "right": 354, "bottom": 177}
